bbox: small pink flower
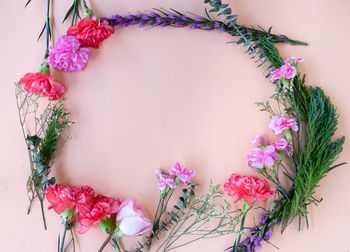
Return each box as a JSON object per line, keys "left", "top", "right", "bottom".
{"left": 271, "top": 138, "right": 291, "bottom": 152}
{"left": 155, "top": 169, "right": 176, "bottom": 190}
{"left": 284, "top": 57, "right": 303, "bottom": 65}
{"left": 271, "top": 64, "right": 296, "bottom": 81}
{"left": 224, "top": 175, "right": 275, "bottom": 205}
{"left": 117, "top": 198, "right": 152, "bottom": 236}
{"left": 48, "top": 35, "right": 91, "bottom": 72}
{"left": 77, "top": 194, "right": 121, "bottom": 234}
{"left": 269, "top": 116, "right": 298, "bottom": 135}
{"left": 169, "top": 162, "right": 195, "bottom": 184}
{"left": 247, "top": 146, "right": 279, "bottom": 169}
{"left": 252, "top": 134, "right": 267, "bottom": 146}
{"left": 263, "top": 145, "right": 279, "bottom": 166}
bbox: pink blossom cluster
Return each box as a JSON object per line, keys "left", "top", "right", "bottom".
{"left": 156, "top": 162, "right": 195, "bottom": 190}
{"left": 271, "top": 57, "right": 303, "bottom": 81}
{"left": 48, "top": 35, "right": 91, "bottom": 72}
{"left": 224, "top": 174, "right": 275, "bottom": 205}
{"left": 46, "top": 184, "right": 152, "bottom": 236}
{"left": 247, "top": 116, "right": 296, "bottom": 169}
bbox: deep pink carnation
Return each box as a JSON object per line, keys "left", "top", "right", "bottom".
{"left": 48, "top": 35, "right": 91, "bottom": 72}
{"left": 269, "top": 116, "right": 298, "bottom": 135}
{"left": 252, "top": 134, "right": 267, "bottom": 146}
{"left": 18, "top": 72, "right": 65, "bottom": 100}
{"left": 271, "top": 64, "right": 296, "bottom": 81}
{"left": 155, "top": 169, "right": 176, "bottom": 190}
{"left": 224, "top": 174, "right": 275, "bottom": 205}
{"left": 169, "top": 162, "right": 195, "bottom": 184}
{"left": 46, "top": 184, "right": 78, "bottom": 214}
{"left": 77, "top": 194, "right": 121, "bottom": 234}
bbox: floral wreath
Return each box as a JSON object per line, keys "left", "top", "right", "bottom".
{"left": 16, "top": 0, "right": 345, "bottom": 252}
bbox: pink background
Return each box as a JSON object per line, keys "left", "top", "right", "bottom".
{"left": 1, "top": 0, "right": 350, "bottom": 251}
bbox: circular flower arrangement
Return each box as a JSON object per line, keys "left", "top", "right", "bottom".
{"left": 15, "top": 0, "right": 345, "bottom": 252}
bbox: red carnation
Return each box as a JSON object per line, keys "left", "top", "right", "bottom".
{"left": 46, "top": 185, "right": 79, "bottom": 214}
{"left": 18, "top": 72, "right": 65, "bottom": 101}
{"left": 77, "top": 194, "right": 121, "bottom": 234}
{"left": 224, "top": 174, "right": 275, "bottom": 205}
{"left": 67, "top": 15, "right": 114, "bottom": 48}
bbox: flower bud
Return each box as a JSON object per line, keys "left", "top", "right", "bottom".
{"left": 38, "top": 61, "right": 50, "bottom": 75}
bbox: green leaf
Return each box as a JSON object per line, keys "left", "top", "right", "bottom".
{"left": 25, "top": 0, "right": 32, "bottom": 8}
{"left": 63, "top": 3, "right": 75, "bottom": 23}
{"left": 26, "top": 135, "right": 42, "bottom": 148}
{"left": 218, "top": 8, "right": 232, "bottom": 16}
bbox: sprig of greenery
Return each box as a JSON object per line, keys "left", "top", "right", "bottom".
{"left": 15, "top": 84, "right": 73, "bottom": 229}
{"left": 155, "top": 182, "right": 241, "bottom": 252}
{"left": 130, "top": 184, "right": 196, "bottom": 251}
{"left": 203, "top": 0, "right": 275, "bottom": 77}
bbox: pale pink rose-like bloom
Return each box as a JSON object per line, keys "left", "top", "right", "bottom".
{"left": 271, "top": 138, "right": 292, "bottom": 153}
{"left": 117, "top": 198, "right": 152, "bottom": 236}
{"left": 48, "top": 35, "right": 91, "bottom": 72}
{"left": 269, "top": 116, "right": 298, "bottom": 135}
{"left": 252, "top": 134, "right": 267, "bottom": 146}
{"left": 224, "top": 174, "right": 275, "bottom": 205}
{"left": 169, "top": 162, "right": 195, "bottom": 184}
{"left": 284, "top": 57, "right": 303, "bottom": 65}
{"left": 271, "top": 64, "right": 297, "bottom": 81}
{"left": 155, "top": 169, "right": 176, "bottom": 190}
{"left": 247, "top": 146, "right": 279, "bottom": 168}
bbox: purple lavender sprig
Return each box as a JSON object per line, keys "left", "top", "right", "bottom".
{"left": 100, "top": 10, "right": 307, "bottom": 46}
{"left": 234, "top": 201, "right": 283, "bottom": 252}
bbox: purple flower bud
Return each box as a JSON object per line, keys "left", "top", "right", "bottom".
{"left": 190, "top": 24, "right": 196, "bottom": 29}
{"left": 156, "top": 17, "right": 162, "bottom": 24}
{"left": 136, "top": 12, "right": 142, "bottom": 17}
{"left": 131, "top": 20, "right": 138, "bottom": 25}
{"left": 168, "top": 13, "right": 174, "bottom": 19}
{"left": 150, "top": 12, "right": 157, "bottom": 17}
{"left": 142, "top": 15, "right": 149, "bottom": 20}
{"left": 196, "top": 24, "right": 203, "bottom": 28}
{"left": 195, "top": 16, "right": 201, "bottom": 21}
{"left": 214, "top": 22, "right": 220, "bottom": 28}
{"left": 219, "top": 29, "right": 225, "bottom": 33}
{"left": 181, "top": 15, "right": 188, "bottom": 20}
{"left": 125, "top": 14, "right": 133, "bottom": 19}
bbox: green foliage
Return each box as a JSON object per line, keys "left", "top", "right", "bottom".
{"left": 203, "top": 0, "right": 275, "bottom": 77}
{"left": 156, "top": 182, "right": 241, "bottom": 251}
{"left": 289, "top": 87, "right": 345, "bottom": 222}
{"left": 257, "top": 35, "right": 284, "bottom": 68}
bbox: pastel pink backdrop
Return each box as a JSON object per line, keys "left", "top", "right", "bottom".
{"left": 1, "top": 0, "right": 349, "bottom": 251}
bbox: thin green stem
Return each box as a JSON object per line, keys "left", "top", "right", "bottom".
{"left": 45, "top": 0, "right": 51, "bottom": 59}
{"left": 59, "top": 224, "right": 68, "bottom": 252}
{"left": 110, "top": 239, "right": 121, "bottom": 252}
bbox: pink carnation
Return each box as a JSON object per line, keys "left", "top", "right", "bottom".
{"left": 271, "top": 138, "right": 291, "bottom": 152}
{"left": 155, "top": 169, "right": 176, "bottom": 190}
{"left": 48, "top": 35, "right": 91, "bottom": 72}
{"left": 169, "top": 162, "right": 195, "bottom": 184}
{"left": 269, "top": 116, "right": 298, "bottom": 135}
{"left": 252, "top": 134, "right": 267, "bottom": 146}
{"left": 284, "top": 57, "right": 303, "bottom": 65}
{"left": 224, "top": 174, "right": 275, "bottom": 205}
{"left": 247, "top": 146, "right": 279, "bottom": 169}
{"left": 18, "top": 72, "right": 65, "bottom": 100}
{"left": 271, "top": 64, "right": 296, "bottom": 81}
{"left": 77, "top": 194, "right": 121, "bottom": 234}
